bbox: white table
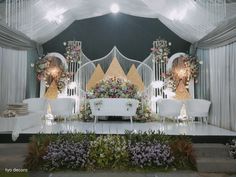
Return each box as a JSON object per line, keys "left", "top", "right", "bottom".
{"left": 89, "top": 98, "right": 139, "bottom": 124}
{"left": 0, "top": 112, "right": 43, "bottom": 141}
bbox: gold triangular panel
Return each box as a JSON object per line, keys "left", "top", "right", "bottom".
{"left": 44, "top": 80, "right": 58, "bottom": 99}
{"left": 127, "top": 64, "right": 145, "bottom": 92}
{"left": 174, "top": 80, "right": 191, "bottom": 100}
{"left": 86, "top": 64, "right": 105, "bottom": 90}
{"left": 104, "top": 57, "right": 127, "bottom": 79}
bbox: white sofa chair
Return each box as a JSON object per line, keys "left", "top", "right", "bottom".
{"left": 48, "top": 98, "right": 75, "bottom": 120}
{"left": 184, "top": 99, "right": 211, "bottom": 123}
{"left": 157, "top": 99, "right": 183, "bottom": 122}
{"left": 89, "top": 98, "right": 139, "bottom": 124}
{"left": 23, "top": 98, "right": 47, "bottom": 115}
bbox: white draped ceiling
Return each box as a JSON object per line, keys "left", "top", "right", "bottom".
{"left": 1, "top": 0, "right": 235, "bottom": 43}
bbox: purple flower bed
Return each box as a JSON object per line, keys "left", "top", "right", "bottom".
{"left": 128, "top": 141, "right": 174, "bottom": 168}
{"left": 43, "top": 140, "right": 89, "bottom": 170}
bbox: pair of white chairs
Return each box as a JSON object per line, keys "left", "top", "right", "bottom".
{"left": 158, "top": 99, "right": 211, "bottom": 123}
{"left": 23, "top": 97, "right": 75, "bottom": 120}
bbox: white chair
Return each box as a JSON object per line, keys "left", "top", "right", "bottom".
{"left": 185, "top": 99, "right": 211, "bottom": 123}
{"left": 23, "top": 98, "right": 47, "bottom": 114}
{"left": 157, "top": 99, "right": 183, "bottom": 123}
{"left": 48, "top": 98, "right": 75, "bottom": 120}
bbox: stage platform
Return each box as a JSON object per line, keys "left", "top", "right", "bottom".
{"left": 0, "top": 120, "right": 236, "bottom": 143}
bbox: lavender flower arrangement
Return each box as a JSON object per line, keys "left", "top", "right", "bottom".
{"left": 43, "top": 140, "right": 89, "bottom": 171}
{"left": 128, "top": 141, "right": 174, "bottom": 168}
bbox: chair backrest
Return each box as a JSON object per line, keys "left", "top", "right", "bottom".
{"left": 23, "top": 98, "right": 47, "bottom": 113}
{"left": 185, "top": 99, "right": 211, "bottom": 117}
{"left": 48, "top": 98, "right": 75, "bottom": 117}
{"left": 158, "top": 99, "right": 183, "bottom": 117}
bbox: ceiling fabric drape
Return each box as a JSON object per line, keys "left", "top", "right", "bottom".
{"left": 0, "top": 21, "right": 35, "bottom": 50}
{"left": 191, "top": 16, "right": 236, "bottom": 54}
{"left": 1, "top": 0, "right": 234, "bottom": 44}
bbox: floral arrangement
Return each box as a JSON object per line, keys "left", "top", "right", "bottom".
{"left": 128, "top": 141, "right": 174, "bottom": 168}
{"left": 2, "top": 109, "right": 16, "bottom": 117}
{"left": 134, "top": 103, "right": 154, "bottom": 122}
{"left": 24, "top": 132, "right": 195, "bottom": 171}
{"left": 78, "top": 103, "right": 94, "bottom": 122}
{"left": 163, "top": 55, "right": 201, "bottom": 90}
{"left": 35, "top": 56, "right": 71, "bottom": 92}
{"left": 87, "top": 135, "right": 129, "bottom": 169}
{"left": 87, "top": 77, "right": 139, "bottom": 99}
{"left": 228, "top": 139, "right": 236, "bottom": 159}
{"left": 63, "top": 41, "right": 81, "bottom": 63}
{"left": 43, "top": 140, "right": 89, "bottom": 171}
{"left": 151, "top": 38, "right": 171, "bottom": 63}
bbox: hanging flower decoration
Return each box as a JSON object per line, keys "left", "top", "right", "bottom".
{"left": 151, "top": 38, "right": 171, "bottom": 63}
{"left": 35, "top": 56, "right": 72, "bottom": 92}
{"left": 162, "top": 55, "right": 201, "bottom": 90}
{"left": 63, "top": 41, "right": 81, "bottom": 63}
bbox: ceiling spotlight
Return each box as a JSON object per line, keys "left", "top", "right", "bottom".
{"left": 110, "top": 3, "right": 120, "bottom": 13}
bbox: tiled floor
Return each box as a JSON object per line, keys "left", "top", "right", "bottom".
{"left": 20, "top": 120, "right": 236, "bottom": 136}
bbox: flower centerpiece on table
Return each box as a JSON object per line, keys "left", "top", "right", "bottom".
{"left": 87, "top": 77, "right": 139, "bottom": 99}
{"left": 79, "top": 77, "right": 154, "bottom": 122}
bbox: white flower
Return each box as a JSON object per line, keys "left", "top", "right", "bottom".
{"left": 199, "top": 60, "right": 203, "bottom": 64}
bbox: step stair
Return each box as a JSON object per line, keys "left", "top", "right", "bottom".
{"left": 0, "top": 143, "right": 27, "bottom": 169}
{"left": 193, "top": 143, "right": 236, "bottom": 173}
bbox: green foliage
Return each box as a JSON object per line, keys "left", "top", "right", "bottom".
{"left": 24, "top": 133, "right": 196, "bottom": 171}
{"left": 87, "top": 135, "right": 129, "bottom": 170}
{"left": 170, "top": 135, "right": 196, "bottom": 169}
{"left": 52, "top": 132, "right": 96, "bottom": 143}
{"left": 87, "top": 77, "right": 139, "bottom": 99}
{"left": 125, "top": 130, "right": 171, "bottom": 145}
{"left": 0, "top": 171, "right": 29, "bottom": 177}
{"left": 23, "top": 135, "right": 51, "bottom": 170}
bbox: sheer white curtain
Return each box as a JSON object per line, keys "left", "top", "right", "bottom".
{"left": 196, "top": 42, "right": 236, "bottom": 131}
{"left": 0, "top": 47, "right": 27, "bottom": 112}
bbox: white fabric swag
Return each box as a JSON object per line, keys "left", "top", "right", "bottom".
{"left": 0, "top": 47, "right": 27, "bottom": 112}
{"left": 196, "top": 42, "right": 236, "bottom": 131}
{"left": 1, "top": 0, "right": 233, "bottom": 43}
